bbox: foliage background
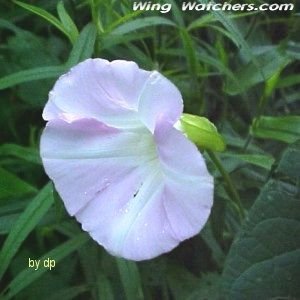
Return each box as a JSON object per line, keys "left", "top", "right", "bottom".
{"left": 0, "top": 0, "right": 299, "bottom": 299}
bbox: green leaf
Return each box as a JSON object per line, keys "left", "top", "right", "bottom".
{"left": 198, "top": 0, "right": 257, "bottom": 67}
{"left": 0, "top": 24, "right": 96, "bottom": 90}
{"left": 179, "top": 113, "right": 226, "bottom": 151}
{"left": 47, "top": 285, "right": 89, "bottom": 300}
{"left": 0, "top": 213, "right": 20, "bottom": 235}
{"left": 223, "top": 153, "right": 275, "bottom": 170}
{"left": 96, "top": 272, "right": 114, "bottom": 300}
{"left": 66, "top": 23, "right": 97, "bottom": 67}
{"left": 0, "top": 184, "right": 53, "bottom": 279}
{"left": 56, "top": 1, "right": 79, "bottom": 44}
{"left": 167, "top": 264, "right": 200, "bottom": 300}
{"left": 0, "top": 65, "right": 66, "bottom": 90}
{"left": 187, "top": 12, "right": 256, "bottom": 31}
{"left": 0, "top": 144, "right": 41, "bottom": 164}
{"left": 167, "top": 264, "right": 221, "bottom": 300}
{"left": 1, "top": 234, "right": 89, "bottom": 299}
{"left": 179, "top": 28, "right": 199, "bottom": 95}
{"left": 277, "top": 74, "right": 300, "bottom": 88}
{"left": 222, "top": 142, "right": 300, "bottom": 300}
{"left": 13, "top": 0, "right": 74, "bottom": 43}
{"left": 251, "top": 115, "right": 300, "bottom": 144}
{"left": 116, "top": 258, "right": 144, "bottom": 300}
{"left": 225, "top": 47, "right": 291, "bottom": 95}
{"left": 111, "top": 16, "right": 176, "bottom": 35}
{"left": 277, "top": 140, "right": 300, "bottom": 179}
{"left": 0, "top": 167, "right": 37, "bottom": 199}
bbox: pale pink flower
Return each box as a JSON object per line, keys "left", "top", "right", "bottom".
{"left": 40, "top": 58, "right": 213, "bottom": 261}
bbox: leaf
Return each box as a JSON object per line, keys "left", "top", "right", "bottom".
{"left": 116, "top": 258, "right": 144, "bottom": 300}
{"left": 167, "top": 264, "right": 221, "bottom": 300}
{"left": 198, "top": 0, "right": 257, "bottom": 65}
{"left": 0, "top": 184, "right": 53, "bottom": 279}
{"left": 222, "top": 142, "right": 300, "bottom": 300}
{"left": 0, "top": 65, "right": 66, "bottom": 90}
{"left": 250, "top": 115, "right": 300, "bottom": 144}
{"left": 66, "top": 23, "right": 97, "bottom": 67}
{"left": 223, "top": 153, "right": 275, "bottom": 170}
{"left": 201, "top": 223, "right": 226, "bottom": 267}
{"left": 0, "top": 144, "right": 41, "bottom": 164}
{"left": 0, "top": 214, "right": 20, "bottom": 235}
{"left": 179, "top": 28, "right": 199, "bottom": 94}
{"left": 100, "top": 32, "right": 150, "bottom": 50}
{"left": 56, "top": 1, "right": 79, "bottom": 44}
{"left": 167, "top": 264, "right": 199, "bottom": 300}
{"left": 96, "top": 272, "right": 114, "bottom": 300}
{"left": 179, "top": 113, "right": 226, "bottom": 151}
{"left": 110, "top": 16, "right": 176, "bottom": 35}
{"left": 47, "top": 285, "right": 89, "bottom": 300}
{"left": 196, "top": 50, "right": 239, "bottom": 85}
{"left": 0, "top": 167, "right": 37, "bottom": 199}
{"left": 277, "top": 140, "right": 300, "bottom": 179}
{"left": 225, "top": 47, "right": 291, "bottom": 95}
{"left": 277, "top": 74, "right": 300, "bottom": 88}
{"left": 13, "top": 0, "right": 73, "bottom": 43}
{"left": 188, "top": 12, "right": 257, "bottom": 31}
{"left": 188, "top": 273, "right": 221, "bottom": 300}
{"left": 1, "top": 234, "right": 89, "bottom": 299}
{"left": 0, "top": 24, "right": 96, "bottom": 90}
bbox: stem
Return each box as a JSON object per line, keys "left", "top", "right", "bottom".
{"left": 207, "top": 150, "right": 245, "bottom": 220}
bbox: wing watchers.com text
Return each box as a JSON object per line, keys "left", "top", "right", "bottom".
{"left": 132, "top": 2, "right": 295, "bottom": 13}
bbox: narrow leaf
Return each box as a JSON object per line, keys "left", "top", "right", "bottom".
{"left": 0, "top": 144, "right": 41, "bottom": 164}
{"left": 47, "top": 285, "right": 89, "bottom": 300}
{"left": 0, "top": 167, "right": 37, "bottom": 200}
{"left": 223, "top": 154, "right": 275, "bottom": 170}
{"left": 57, "top": 1, "right": 79, "bottom": 44}
{"left": 0, "top": 65, "right": 66, "bottom": 90}
{"left": 66, "top": 23, "right": 97, "bottom": 67}
{"left": 111, "top": 16, "right": 175, "bottom": 35}
{"left": 1, "top": 234, "right": 89, "bottom": 299}
{"left": 116, "top": 258, "right": 144, "bottom": 300}
{"left": 13, "top": 0, "right": 73, "bottom": 43}
{"left": 0, "top": 24, "right": 96, "bottom": 90}
{"left": 225, "top": 48, "right": 290, "bottom": 95}
{"left": 0, "top": 183, "right": 53, "bottom": 279}
{"left": 251, "top": 115, "right": 300, "bottom": 144}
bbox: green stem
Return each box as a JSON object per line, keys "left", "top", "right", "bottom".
{"left": 207, "top": 150, "right": 245, "bottom": 220}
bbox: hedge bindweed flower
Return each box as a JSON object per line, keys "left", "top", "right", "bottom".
{"left": 40, "top": 58, "right": 213, "bottom": 261}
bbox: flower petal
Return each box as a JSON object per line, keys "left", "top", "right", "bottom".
{"left": 43, "top": 59, "right": 183, "bottom": 130}
{"left": 155, "top": 125, "right": 213, "bottom": 240}
{"left": 43, "top": 59, "right": 149, "bottom": 128}
{"left": 138, "top": 71, "right": 183, "bottom": 132}
{"left": 40, "top": 118, "right": 156, "bottom": 215}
